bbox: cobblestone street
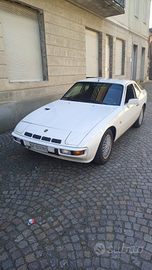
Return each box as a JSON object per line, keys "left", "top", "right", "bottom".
{"left": 0, "top": 82, "right": 152, "bottom": 270}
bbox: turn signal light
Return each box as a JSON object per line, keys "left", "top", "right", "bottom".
{"left": 73, "top": 150, "right": 84, "bottom": 156}
{"left": 60, "top": 149, "right": 85, "bottom": 156}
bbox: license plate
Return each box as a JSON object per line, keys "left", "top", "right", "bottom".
{"left": 29, "top": 142, "right": 48, "bottom": 153}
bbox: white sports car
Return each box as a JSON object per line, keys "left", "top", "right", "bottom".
{"left": 12, "top": 79, "right": 147, "bottom": 165}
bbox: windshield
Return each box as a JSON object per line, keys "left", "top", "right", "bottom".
{"left": 61, "top": 82, "right": 123, "bottom": 105}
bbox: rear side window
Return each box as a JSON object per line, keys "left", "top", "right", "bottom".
{"left": 133, "top": 83, "right": 141, "bottom": 98}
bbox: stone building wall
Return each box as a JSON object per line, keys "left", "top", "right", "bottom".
{"left": 0, "top": 0, "right": 149, "bottom": 132}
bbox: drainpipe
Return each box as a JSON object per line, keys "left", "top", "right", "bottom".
{"left": 148, "top": 34, "right": 152, "bottom": 80}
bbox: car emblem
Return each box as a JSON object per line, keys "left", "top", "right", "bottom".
{"left": 44, "top": 129, "right": 48, "bottom": 133}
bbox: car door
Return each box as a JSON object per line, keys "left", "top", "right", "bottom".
{"left": 122, "top": 83, "right": 141, "bottom": 130}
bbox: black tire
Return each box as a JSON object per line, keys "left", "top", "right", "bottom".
{"left": 94, "top": 129, "right": 113, "bottom": 165}
{"left": 133, "top": 106, "right": 145, "bottom": 128}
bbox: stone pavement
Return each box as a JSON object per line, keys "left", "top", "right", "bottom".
{"left": 0, "top": 81, "right": 152, "bottom": 270}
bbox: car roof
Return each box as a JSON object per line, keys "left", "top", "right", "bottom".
{"left": 78, "top": 78, "right": 135, "bottom": 86}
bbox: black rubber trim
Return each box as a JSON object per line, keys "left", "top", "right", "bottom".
{"left": 21, "top": 140, "right": 25, "bottom": 146}
{"left": 55, "top": 148, "right": 59, "bottom": 155}
{"left": 48, "top": 148, "right": 59, "bottom": 156}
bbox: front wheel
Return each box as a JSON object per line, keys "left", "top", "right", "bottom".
{"left": 94, "top": 129, "right": 113, "bottom": 165}
{"left": 133, "top": 106, "right": 145, "bottom": 128}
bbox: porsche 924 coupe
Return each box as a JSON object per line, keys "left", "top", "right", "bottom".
{"left": 12, "top": 79, "right": 147, "bottom": 165}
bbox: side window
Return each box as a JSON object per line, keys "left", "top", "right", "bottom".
{"left": 125, "top": 84, "right": 135, "bottom": 104}
{"left": 133, "top": 83, "right": 141, "bottom": 98}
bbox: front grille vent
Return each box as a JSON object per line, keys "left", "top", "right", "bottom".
{"left": 24, "top": 132, "right": 32, "bottom": 137}
{"left": 24, "top": 132, "right": 61, "bottom": 144}
{"left": 33, "top": 134, "right": 41, "bottom": 139}
{"left": 42, "top": 136, "right": 51, "bottom": 142}
{"left": 51, "top": 138, "right": 61, "bottom": 144}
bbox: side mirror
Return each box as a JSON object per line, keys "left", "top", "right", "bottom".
{"left": 127, "top": 98, "right": 139, "bottom": 108}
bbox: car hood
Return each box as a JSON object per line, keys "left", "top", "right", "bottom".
{"left": 19, "top": 100, "right": 117, "bottom": 145}
{"left": 23, "top": 100, "right": 116, "bottom": 131}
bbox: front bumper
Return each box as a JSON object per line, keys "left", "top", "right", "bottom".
{"left": 12, "top": 132, "right": 91, "bottom": 163}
